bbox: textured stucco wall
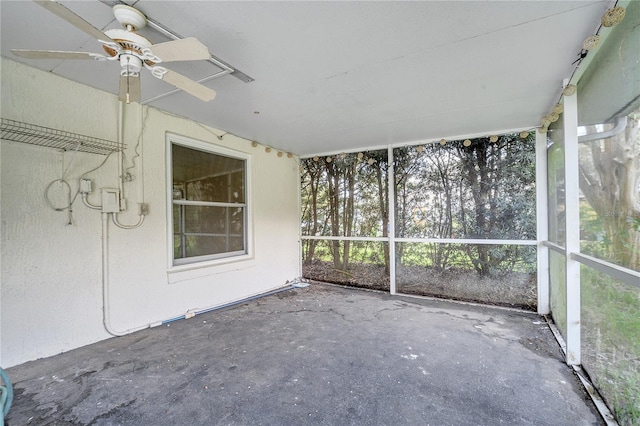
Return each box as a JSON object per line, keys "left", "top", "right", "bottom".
{"left": 0, "top": 58, "right": 301, "bottom": 367}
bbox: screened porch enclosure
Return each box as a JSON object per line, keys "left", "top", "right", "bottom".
{"left": 301, "top": 135, "right": 539, "bottom": 309}
{"left": 300, "top": 111, "right": 639, "bottom": 426}
{"left": 300, "top": 3, "right": 639, "bottom": 422}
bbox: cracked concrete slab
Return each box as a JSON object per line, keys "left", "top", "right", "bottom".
{"left": 6, "top": 283, "right": 602, "bottom": 425}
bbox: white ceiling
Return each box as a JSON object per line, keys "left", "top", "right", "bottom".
{"left": 1, "top": 1, "right": 610, "bottom": 156}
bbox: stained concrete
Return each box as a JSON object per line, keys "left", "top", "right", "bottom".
{"left": 6, "top": 283, "right": 601, "bottom": 425}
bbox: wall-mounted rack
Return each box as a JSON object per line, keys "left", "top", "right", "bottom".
{"left": 0, "top": 118, "right": 125, "bottom": 155}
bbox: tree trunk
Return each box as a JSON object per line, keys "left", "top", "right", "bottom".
{"left": 342, "top": 163, "right": 356, "bottom": 270}
{"left": 304, "top": 167, "right": 320, "bottom": 265}
{"left": 578, "top": 114, "right": 640, "bottom": 271}
{"left": 326, "top": 162, "right": 342, "bottom": 269}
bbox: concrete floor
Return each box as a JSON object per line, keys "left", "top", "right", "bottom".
{"left": 7, "top": 283, "right": 602, "bottom": 426}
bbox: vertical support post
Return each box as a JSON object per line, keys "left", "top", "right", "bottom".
{"left": 388, "top": 145, "right": 396, "bottom": 295}
{"left": 536, "top": 129, "right": 550, "bottom": 315}
{"left": 563, "top": 80, "right": 581, "bottom": 365}
{"left": 297, "top": 157, "right": 303, "bottom": 279}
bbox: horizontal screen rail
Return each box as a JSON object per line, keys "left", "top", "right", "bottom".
{"left": 571, "top": 252, "right": 640, "bottom": 289}
{"left": 542, "top": 240, "right": 565, "bottom": 254}
{"left": 173, "top": 200, "right": 246, "bottom": 208}
{"left": 301, "top": 235, "right": 537, "bottom": 245}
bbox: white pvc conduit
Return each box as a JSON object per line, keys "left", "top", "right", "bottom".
{"left": 101, "top": 212, "right": 155, "bottom": 336}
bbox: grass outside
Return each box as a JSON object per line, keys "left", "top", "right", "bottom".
{"left": 582, "top": 267, "right": 640, "bottom": 425}
{"left": 303, "top": 241, "right": 537, "bottom": 308}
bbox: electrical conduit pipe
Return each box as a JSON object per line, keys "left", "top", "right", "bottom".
{"left": 101, "top": 212, "right": 148, "bottom": 336}
{"left": 101, "top": 211, "right": 300, "bottom": 335}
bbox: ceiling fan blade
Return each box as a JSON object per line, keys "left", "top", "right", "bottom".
{"left": 148, "top": 38, "right": 211, "bottom": 62}
{"left": 11, "top": 49, "right": 106, "bottom": 60}
{"left": 119, "top": 75, "right": 141, "bottom": 104}
{"left": 34, "top": 0, "right": 113, "bottom": 42}
{"left": 160, "top": 69, "right": 216, "bottom": 102}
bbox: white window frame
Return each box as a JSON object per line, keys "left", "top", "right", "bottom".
{"left": 166, "top": 132, "right": 253, "bottom": 270}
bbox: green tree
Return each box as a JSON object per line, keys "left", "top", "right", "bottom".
{"left": 578, "top": 111, "right": 640, "bottom": 271}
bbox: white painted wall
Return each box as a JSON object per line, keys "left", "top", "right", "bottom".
{"left": 0, "top": 58, "right": 301, "bottom": 367}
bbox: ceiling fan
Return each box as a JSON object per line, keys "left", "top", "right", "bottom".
{"left": 11, "top": 0, "right": 217, "bottom": 103}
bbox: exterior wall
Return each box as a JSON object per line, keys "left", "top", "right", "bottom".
{"left": 0, "top": 58, "right": 301, "bottom": 367}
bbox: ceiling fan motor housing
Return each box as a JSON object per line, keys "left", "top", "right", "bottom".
{"left": 103, "top": 28, "right": 155, "bottom": 74}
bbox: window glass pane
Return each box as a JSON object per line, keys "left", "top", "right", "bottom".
{"left": 182, "top": 205, "right": 242, "bottom": 234}
{"left": 581, "top": 265, "right": 640, "bottom": 425}
{"left": 171, "top": 141, "right": 247, "bottom": 264}
{"left": 395, "top": 242, "right": 536, "bottom": 309}
{"left": 174, "top": 205, "right": 245, "bottom": 260}
{"left": 173, "top": 204, "right": 181, "bottom": 234}
{"left": 394, "top": 135, "right": 536, "bottom": 240}
{"left": 172, "top": 144, "right": 245, "bottom": 203}
{"left": 185, "top": 235, "right": 231, "bottom": 258}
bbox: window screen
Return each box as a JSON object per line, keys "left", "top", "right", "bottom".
{"left": 171, "top": 142, "right": 247, "bottom": 264}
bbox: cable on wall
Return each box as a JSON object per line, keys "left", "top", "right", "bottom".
{"left": 123, "top": 106, "right": 149, "bottom": 183}
{"left": 44, "top": 141, "right": 83, "bottom": 224}
{"left": 44, "top": 179, "right": 73, "bottom": 225}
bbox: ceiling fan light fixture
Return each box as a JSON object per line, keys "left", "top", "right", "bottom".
{"left": 119, "top": 54, "right": 142, "bottom": 74}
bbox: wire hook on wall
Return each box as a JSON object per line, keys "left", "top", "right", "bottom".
{"left": 44, "top": 178, "right": 73, "bottom": 225}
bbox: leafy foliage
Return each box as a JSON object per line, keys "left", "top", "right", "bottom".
{"left": 300, "top": 134, "right": 537, "bottom": 276}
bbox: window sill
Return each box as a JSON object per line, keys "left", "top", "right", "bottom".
{"left": 167, "top": 255, "right": 255, "bottom": 284}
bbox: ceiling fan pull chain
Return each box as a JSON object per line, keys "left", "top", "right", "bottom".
{"left": 126, "top": 57, "right": 130, "bottom": 104}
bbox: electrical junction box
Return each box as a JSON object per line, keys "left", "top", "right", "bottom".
{"left": 101, "top": 188, "right": 121, "bottom": 213}
{"left": 80, "top": 179, "right": 92, "bottom": 194}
